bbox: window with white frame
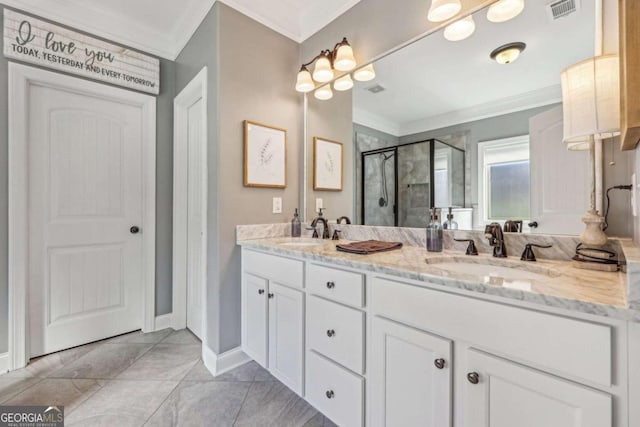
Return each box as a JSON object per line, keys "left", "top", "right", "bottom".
{"left": 478, "top": 135, "right": 530, "bottom": 224}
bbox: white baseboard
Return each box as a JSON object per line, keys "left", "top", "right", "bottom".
{"left": 0, "top": 353, "right": 8, "bottom": 374}
{"left": 154, "top": 313, "right": 173, "bottom": 331}
{"left": 202, "top": 345, "right": 251, "bottom": 377}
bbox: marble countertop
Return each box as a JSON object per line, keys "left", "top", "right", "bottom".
{"left": 238, "top": 237, "right": 640, "bottom": 322}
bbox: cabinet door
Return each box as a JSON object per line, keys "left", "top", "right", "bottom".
{"left": 370, "top": 316, "right": 452, "bottom": 427}
{"left": 269, "top": 282, "right": 304, "bottom": 395}
{"left": 464, "top": 349, "right": 612, "bottom": 427}
{"left": 242, "top": 273, "right": 268, "bottom": 367}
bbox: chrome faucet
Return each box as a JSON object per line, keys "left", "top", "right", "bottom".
{"left": 310, "top": 208, "right": 330, "bottom": 239}
{"left": 484, "top": 223, "right": 507, "bottom": 258}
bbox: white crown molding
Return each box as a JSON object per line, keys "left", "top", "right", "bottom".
{"left": 353, "top": 107, "right": 401, "bottom": 137}
{"left": 171, "top": 0, "right": 217, "bottom": 58}
{"left": 220, "top": 0, "right": 302, "bottom": 42}
{"left": 1, "top": 0, "right": 214, "bottom": 60}
{"left": 399, "top": 84, "right": 563, "bottom": 136}
{"left": 300, "top": 0, "right": 361, "bottom": 42}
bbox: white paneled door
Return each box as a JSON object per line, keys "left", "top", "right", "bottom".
{"left": 26, "top": 75, "right": 150, "bottom": 357}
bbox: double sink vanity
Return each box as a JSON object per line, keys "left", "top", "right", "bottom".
{"left": 238, "top": 224, "right": 640, "bottom": 427}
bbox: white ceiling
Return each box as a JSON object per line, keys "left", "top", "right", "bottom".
{"left": 2, "top": 0, "right": 361, "bottom": 59}
{"left": 353, "top": 0, "right": 596, "bottom": 136}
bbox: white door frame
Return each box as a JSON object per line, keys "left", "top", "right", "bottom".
{"left": 7, "top": 63, "right": 157, "bottom": 371}
{"left": 172, "top": 67, "right": 208, "bottom": 340}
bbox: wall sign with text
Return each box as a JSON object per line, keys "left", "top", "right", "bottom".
{"left": 3, "top": 9, "right": 160, "bottom": 95}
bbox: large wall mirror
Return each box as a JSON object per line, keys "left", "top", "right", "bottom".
{"left": 304, "top": 0, "right": 632, "bottom": 237}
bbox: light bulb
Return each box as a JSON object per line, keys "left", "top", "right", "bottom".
{"left": 428, "top": 0, "right": 462, "bottom": 22}
{"left": 444, "top": 15, "right": 476, "bottom": 41}
{"left": 353, "top": 64, "right": 376, "bottom": 82}
{"left": 487, "top": 0, "right": 525, "bottom": 23}
{"left": 334, "top": 74, "right": 354, "bottom": 91}
{"left": 314, "top": 85, "right": 333, "bottom": 100}
{"left": 312, "top": 55, "right": 334, "bottom": 83}
{"left": 334, "top": 44, "right": 357, "bottom": 71}
{"left": 295, "top": 67, "right": 315, "bottom": 93}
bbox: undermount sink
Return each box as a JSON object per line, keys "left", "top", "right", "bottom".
{"left": 280, "top": 239, "right": 325, "bottom": 247}
{"left": 425, "top": 256, "right": 560, "bottom": 281}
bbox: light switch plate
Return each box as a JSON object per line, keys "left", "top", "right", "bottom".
{"left": 272, "top": 197, "right": 282, "bottom": 214}
{"left": 315, "top": 198, "right": 323, "bottom": 212}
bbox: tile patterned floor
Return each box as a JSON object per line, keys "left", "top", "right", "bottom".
{"left": 0, "top": 329, "right": 337, "bottom": 426}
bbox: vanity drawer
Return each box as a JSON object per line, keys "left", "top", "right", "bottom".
{"left": 306, "top": 350, "right": 364, "bottom": 427}
{"left": 307, "top": 295, "right": 365, "bottom": 374}
{"left": 307, "top": 263, "right": 365, "bottom": 307}
{"left": 371, "top": 276, "right": 613, "bottom": 387}
{"left": 243, "top": 249, "right": 303, "bottom": 289}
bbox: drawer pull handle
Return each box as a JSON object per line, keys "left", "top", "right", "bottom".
{"left": 258, "top": 289, "right": 265, "bottom": 295}
{"left": 325, "top": 390, "right": 335, "bottom": 399}
{"left": 326, "top": 281, "right": 335, "bottom": 289}
{"left": 467, "top": 372, "right": 480, "bottom": 385}
{"left": 326, "top": 329, "right": 336, "bottom": 338}
{"left": 268, "top": 293, "right": 274, "bottom": 299}
{"left": 434, "top": 358, "right": 445, "bottom": 369}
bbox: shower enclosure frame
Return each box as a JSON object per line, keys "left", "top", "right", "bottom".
{"left": 360, "top": 138, "right": 465, "bottom": 226}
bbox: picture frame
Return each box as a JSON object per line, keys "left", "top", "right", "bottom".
{"left": 313, "top": 137, "right": 343, "bottom": 191}
{"left": 244, "top": 120, "right": 287, "bottom": 188}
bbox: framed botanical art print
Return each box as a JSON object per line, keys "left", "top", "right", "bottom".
{"left": 244, "top": 120, "right": 287, "bottom": 188}
{"left": 313, "top": 137, "right": 343, "bottom": 191}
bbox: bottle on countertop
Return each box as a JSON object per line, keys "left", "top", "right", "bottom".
{"left": 291, "top": 208, "right": 301, "bottom": 237}
{"left": 426, "top": 207, "right": 443, "bottom": 252}
{"left": 443, "top": 207, "right": 459, "bottom": 230}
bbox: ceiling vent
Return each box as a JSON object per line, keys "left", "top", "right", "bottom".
{"left": 546, "top": 0, "right": 580, "bottom": 20}
{"left": 366, "top": 84, "right": 386, "bottom": 94}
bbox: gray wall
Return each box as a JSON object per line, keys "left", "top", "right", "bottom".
{"left": 0, "top": 6, "right": 176, "bottom": 354}
{"left": 176, "top": 3, "right": 301, "bottom": 353}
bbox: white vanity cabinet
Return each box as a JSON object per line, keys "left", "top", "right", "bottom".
{"left": 370, "top": 316, "right": 452, "bottom": 427}
{"left": 241, "top": 249, "right": 304, "bottom": 394}
{"left": 240, "top": 247, "right": 630, "bottom": 427}
{"left": 464, "top": 349, "right": 611, "bottom": 427}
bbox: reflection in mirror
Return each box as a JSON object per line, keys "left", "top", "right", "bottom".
{"left": 360, "top": 140, "right": 465, "bottom": 228}
{"left": 347, "top": 0, "right": 628, "bottom": 235}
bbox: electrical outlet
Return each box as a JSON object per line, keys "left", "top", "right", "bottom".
{"left": 272, "top": 197, "right": 282, "bottom": 214}
{"left": 315, "top": 198, "right": 323, "bottom": 212}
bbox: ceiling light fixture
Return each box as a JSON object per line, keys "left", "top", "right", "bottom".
{"left": 490, "top": 42, "right": 526, "bottom": 64}
{"left": 428, "top": 0, "right": 462, "bottom": 22}
{"left": 444, "top": 15, "right": 476, "bottom": 41}
{"left": 296, "top": 37, "right": 358, "bottom": 96}
{"left": 487, "top": 0, "right": 525, "bottom": 23}
{"left": 353, "top": 64, "right": 376, "bottom": 82}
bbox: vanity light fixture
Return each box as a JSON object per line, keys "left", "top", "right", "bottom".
{"left": 428, "top": 0, "right": 462, "bottom": 22}
{"left": 490, "top": 42, "right": 526, "bottom": 64}
{"left": 315, "top": 84, "right": 334, "bottom": 100}
{"left": 487, "top": 0, "right": 525, "bottom": 23}
{"left": 353, "top": 64, "right": 376, "bottom": 82}
{"left": 444, "top": 15, "right": 476, "bottom": 41}
{"left": 561, "top": 55, "right": 620, "bottom": 247}
{"left": 296, "top": 37, "right": 357, "bottom": 93}
{"left": 334, "top": 74, "right": 354, "bottom": 91}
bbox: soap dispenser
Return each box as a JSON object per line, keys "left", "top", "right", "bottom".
{"left": 291, "top": 208, "right": 301, "bottom": 238}
{"left": 426, "top": 207, "right": 443, "bottom": 252}
{"left": 443, "top": 207, "right": 459, "bottom": 230}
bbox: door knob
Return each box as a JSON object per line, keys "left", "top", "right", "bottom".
{"left": 325, "top": 390, "right": 335, "bottom": 399}
{"left": 434, "top": 358, "right": 446, "bottom": 369}
{"left": 268, "top": 293, "right": 274, "bottom": 299}
{"left": 528, "top": 221, "right": 538, "bottom": 229}
{"left": 130, "top": 226, "right": 140, "bottom": 234}
{"left": 326, "top": 329, "right": 336, "bottom": 337}
{"left": 258, "top": 289, "right": 265, "bottom": 295}
{"left": 467, "top": 372, "right": 480, "bottom": 384}
{"left": 326, "top": 281, "right": 335, "bottom": 289}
